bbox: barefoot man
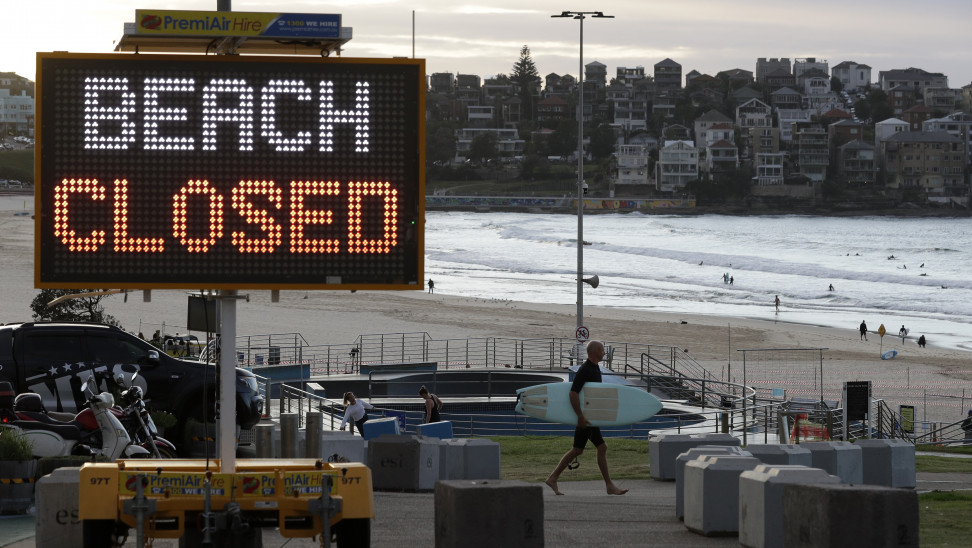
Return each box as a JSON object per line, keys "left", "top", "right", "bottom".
{"left": 546, "top": 340, "right": 628, "bottom": 496}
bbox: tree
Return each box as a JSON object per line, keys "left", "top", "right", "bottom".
{"left": 588, "top": 124, "right": 617, "bottom": 160}
{"left": 830, "top": 77, "right": 844, "bottom": 93}
{"left": 468, "top": 132, "right": 499, "bottom": 165}
{"left": 426, "top": 121, "right": 457, "bottom": 165}
{"left": 30, "top": 289, "right": 120, "bottom": 325}
{"left": 546, "top": 119, "right": 578, "bottom": 158}
{"left": 511, "top": 46, "right": 541, "bottom": 121}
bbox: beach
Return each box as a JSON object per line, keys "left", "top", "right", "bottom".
{"left": 3, "top": 192, "right": 971, "bottom": 424}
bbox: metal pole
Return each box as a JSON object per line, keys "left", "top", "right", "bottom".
{"left": 576, "top": 14, "right": 585, "bottom": 329}
{"left": 218, "top": 290, "right": 237, "bottom": 473}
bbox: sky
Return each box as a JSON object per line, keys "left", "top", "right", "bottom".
{"left": 5, "top": 1, "right": 972, "bottom": 88}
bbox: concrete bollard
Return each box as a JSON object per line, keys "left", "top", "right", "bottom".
{"left": 650, "top": 433, "right": 741, "bottom": 481}
{"left": 460, "top": 438, "right": 501, "bottom": 480}
{"left": 802, "top": 441, "right": 862, "bottom": 484}
{"left": 368, "top": 434, "right": 440, "bottom": 491}
{"left": 321, "top": 432, "right": 366, "bottom": 464}
{"left": 280, "top": 413, "right": 298, "bottom": 458}
{"left": 683, "top": 455, "right": 762, "bottom": 536}
{"left": 745, "top": 444, "right": 812, "bottom": 467}
{"left": 254, "top": 423, "right": 274, "bottom": 458}
{"left": 438, "top": 439, "right": 466, "bottom": 480}
{"left": 782, "top": 483, "right": 919, "bottom": 547}
{"left": 738, "top": 464, "right": 841, "bottom": 548}
{"left": 675, "top": 446, "right": 752, "bottom": 520}
{"left": 35, "top": 467, "right": 82, "bottom": 547}
{"left": 435, "top": 480, "right": 543, "bottom": 548}
{"left": 855, "top": 438, "right": 916, "bottom": 488}
{"left": 305, "top": 412, "right": 323, "bottom": 458}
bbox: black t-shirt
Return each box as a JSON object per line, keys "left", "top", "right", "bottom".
{"left": 570, "top": 359, "right": 602, "bottom": 393}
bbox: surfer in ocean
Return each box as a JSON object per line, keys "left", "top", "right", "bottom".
{"left": 545, "top": 340, "right": 628, "bottom": 496}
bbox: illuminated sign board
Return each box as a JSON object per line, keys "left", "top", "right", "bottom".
{"left": 133, "top": 10, "right": 342, "bottom": 39}
{"left": 36, "top": 53, "right": 424, "bottom": 290}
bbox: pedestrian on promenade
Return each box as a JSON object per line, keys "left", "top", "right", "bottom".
{"left": 546, "top": 340, "right": 628, "bottom": 496}
{"left": 774, "top": 295, "right": 780, "bottom": 311}
{"left": 339, "top": 392, "right": 374, "bottom": 436}
{"left": 418, "top": 385, "right": 442, "bottom": 423}
{"left": 860, "top": 320, "right": 868, "bottom": 341}
{"left": 428, "top": 279, "right": 435, "bottom": 293}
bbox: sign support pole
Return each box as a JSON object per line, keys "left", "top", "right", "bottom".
{"left": 219, "top": 289, "right": 237, "bottom": 473}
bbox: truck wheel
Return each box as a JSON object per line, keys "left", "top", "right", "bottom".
{"left": 82, "top": 519, "right": 115, "bottom": 547}
{"left": 334, "top": 518, "right": 371, "bottom": 548}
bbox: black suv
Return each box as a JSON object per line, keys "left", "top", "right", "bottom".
{"left": 0, "top": 322, "right": 264, "bottom": 432}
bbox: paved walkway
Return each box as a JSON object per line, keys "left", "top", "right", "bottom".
{"left": 4, "top": 472, "right": 972, "bottom": 547}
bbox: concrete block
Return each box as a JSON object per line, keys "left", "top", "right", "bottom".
{"left": 320, "top": 433, "right": 366, "bottom": 464}
{"left": 461, "top": 438, "right": 501, "bottom": 480}
{"left": 435, "top": 480, "right": 543, "bottom": 548}
{"left": 417, "top": 421, "right": 454, "bottom": 440}
{"left": 855, "top": 438, "right": 916, "bottom": 488}
{"left": 675, "top": 446, "right": 752, "bottom": 520}
{"left": 683, "top": 455, "right": 761, "bottom": 536}
{"left": 438, "top": 439, "right": 466, "bottom": 481}
{"left": 745, "top": 444, "right": 812, "bottom": 467}
{"left": 650, "top": 433, "right": 741, "bottom": 481}
{"left": 782, "top": 483, "right": 919, "bottom": 547}
{"left": 35, "top": 467, "right": 81, "bottom": 547}
{"left": 368, "top": 434, "right": 439, "bottom": 491}
{"left": 738, "top": 464, "right": 841, "bottom": 548}
{"left": 362, "top": 417, "right": 401, "bottom": 440}
{"left": 802, "top": 441, "right": 863, "bottom": 484}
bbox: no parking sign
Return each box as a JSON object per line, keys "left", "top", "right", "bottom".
{"left": 575, "top": 326, "right": 590, "bottom": 342}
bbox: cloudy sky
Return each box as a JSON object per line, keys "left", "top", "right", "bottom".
{"left": 5, "top": 1, "right": 972, "bottom": 87}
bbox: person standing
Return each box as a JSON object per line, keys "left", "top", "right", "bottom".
{"left": 899, "top": 325, "right": 908, "bottom": 343}
{"left": 859, "top": 320, "right": 868, "bottom": 341}
{"left": 418, "top": 385, "right": 442, "bottom": 423}
{"left": 428, "top": 279, "right": 435, "bottom": 293}
{"left": 545, "top": 340, "right": 628, "bottom": 496}
{"left": 917, "top": 335, "right": 926, "bottom": 348}
{"left": 339, "top": 392, "right": 374, "bottom": 436}
{"left": 774, "top": 295, "right": 780, "bottom": 311}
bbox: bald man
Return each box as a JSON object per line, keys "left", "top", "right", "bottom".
{"left": 545, "top": 340, "right": 628, "bottom": 496}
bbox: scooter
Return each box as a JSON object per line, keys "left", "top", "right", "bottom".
{"left": 115, "top": 375, "right": 178, "bottom": 458}
{"left": 1, "top": 378, "right": 149, "bottom": 459}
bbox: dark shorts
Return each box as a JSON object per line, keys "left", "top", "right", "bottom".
{"left": 572, "top": 426, "right": 605, "bottom": 450}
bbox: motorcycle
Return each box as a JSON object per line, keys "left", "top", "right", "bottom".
{"left": 114, "top": 375, "right": 179, "bottom": 458}
{"left": 0, "top": 378, "right": 149, "bottom": 459}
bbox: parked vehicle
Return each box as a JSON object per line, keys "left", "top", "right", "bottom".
{"left": 0, "top": 379, "right": 148, "bottom": 459}
{"left": 114, "top": 373, "right": 178, "bottom": 458}
{"left": 0, "top": 322, "right": 264, "bottom": 454}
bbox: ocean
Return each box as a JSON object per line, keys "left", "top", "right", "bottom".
{"left": 425, "top": 211, "right": 972, "bottom": 352}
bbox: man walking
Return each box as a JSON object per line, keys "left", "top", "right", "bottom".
{"left": 860, "top": 320, "right": 868, "bottom": 341}
{"left": 545, "top": 340, "right": 628, "bottom": 496}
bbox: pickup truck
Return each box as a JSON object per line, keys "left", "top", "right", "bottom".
{"left": 0, "top": 322, "right": 264, "bottom": 444}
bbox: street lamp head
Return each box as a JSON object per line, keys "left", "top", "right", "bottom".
{"left": 592, "top": 12, "right": 614, "bottom": 18}
{"left": 551, "top": 11, "right": 572, "bottom": 18}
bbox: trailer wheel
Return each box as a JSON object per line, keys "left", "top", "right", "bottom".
{"left": 82, "top": 519, "right": 115, "bottom": 547}
{"left": 334, "top": 518, "right": 371, "bottom": 548}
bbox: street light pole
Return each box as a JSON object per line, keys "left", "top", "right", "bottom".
{"left": 552, "top": 11, "right": 612, "bottom": 329}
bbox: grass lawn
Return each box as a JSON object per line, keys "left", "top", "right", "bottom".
{"left": 490, "top": 436, "right": 972, "bottom": 546}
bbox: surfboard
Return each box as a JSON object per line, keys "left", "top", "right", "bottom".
{"left": 881, "top": 350, "right": 898, "bottom": 360}
{"left": 515, "top": 382, "right": 663, "bottom": 427}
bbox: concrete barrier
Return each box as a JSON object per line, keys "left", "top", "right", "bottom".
{"left": 435, "top": 480, "right": 543, "bottom": 548}
{"left": 738, "top": 464, "right": 841, "bottom": 548}
{"left": 417, "top": 421, "right": 454, "bottom": 440}
{"left": 460, "top": 438, "right": 501, "bottom": 480}
{"left": 650, "top": 433, "right": 741, "bottom": 481}
{"left": 683, "top": 455, "right": 761, "bottom": 536}
{"left": 368, "top": 434, "right": 439, "bottom": 491}
{"left": 321, "top": 432, "right": 366, "bottom": 464}
{"left": 675, "top": 446, "right": 752, "bottom": 520}
{"left": 438, "top": 439, "right": 466, "bottom": 480}
{"left": 35, "top": 467, "right": 81, "bottom": 547}
{"left": 782, "top": 483, "right": 919, "bottom": 547}
{"left": 802, "top": 441, "right": 862, "bottom": 484}
{"left": 362, "top": 417, "right": 401, "bottom": 440}
{"left": 254, "top": 423, "right": 274, "bottom": 458}
{"left": 855, "top": 438, "right": 916, "bottom": 488}
{"left": 745, "top": 444, "right": 811, "bottom": 467}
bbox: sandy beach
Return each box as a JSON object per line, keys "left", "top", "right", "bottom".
{"left": 3, "top": 191, "right": 970, "bottom": 425}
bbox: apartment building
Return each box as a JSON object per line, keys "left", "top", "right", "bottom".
{"left": 879, "top": 68, "right": 948, "bottom": 94}
{"left": 751, "top": 126, "right": 784, "bottom": 184}
{"left": 654, "top": 58, "right": 682, "bottom": 91}
{"left": 793, "top": 126, "right": 829, "bottom": 182}
{"left": 831, "top": 61, "right": 872, "bottom": 91}
{"left": 615, "top": 144, "right": 652, "bottom": 185}
{"left": 836, "top": 140, "right": 876, "bottom": 186}
{"left": 655, "top": 140, "right": 698, "bottom": 193}
{"left": 693, "top": 109, "right": 733, "bottom": 147}
{"left": 585, "top": 61, "right": 608, "bottom": 89}
{"left": 756, "top": 58, "right": 791, "bottom": 82}
{"left": 770, "top": 87, "right": 802, "bottom": 111}
{"left": 778, "top": 109, "right": 812, "bottom": 143}
{"left": 0, "top": 89, "right": 33, "bottom": 136}
{"left": 455, "top": 128, "right": 525, "bottom": 160}
{"left": 923, "top": 112, "right": 972, "bottom": 165}
{"left": 881, "top": 131, "right": 965, "bottom": 201}
{"left": 794, "top": 58, "right": 829, "bottom": 79}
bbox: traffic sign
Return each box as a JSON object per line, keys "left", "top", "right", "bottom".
{"left": 878, "top": 324, "right": 886, "bottom": 337}
{"left": 575, "top": 326, "right": 590, "bottom": 342}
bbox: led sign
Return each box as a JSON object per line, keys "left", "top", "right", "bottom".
{"left": 36, "top": 53, "right": 424, "bottom": 290}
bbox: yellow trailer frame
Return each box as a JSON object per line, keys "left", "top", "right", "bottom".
{"left": 80, "top": 458, "right": 374, "bottom": 540}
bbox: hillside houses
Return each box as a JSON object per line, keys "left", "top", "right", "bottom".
{"left": 426, "top": 55, "right": 972, "bottom": 206}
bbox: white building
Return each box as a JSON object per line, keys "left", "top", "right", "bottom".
{"left": 0, "top": 89, "right": 34, "bottom": 136}
{"left": 831, "top": 61, "right": 872, "bottom": 91}
{"left": 615, "top": 144, "right": 651, "bottom": 185}
{"left": 655, "top": 140, "right": 698, "bottom": 193}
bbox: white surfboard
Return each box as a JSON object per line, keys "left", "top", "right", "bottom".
{"left": 515, "top": 381, "right": 663, "bottom": 427}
